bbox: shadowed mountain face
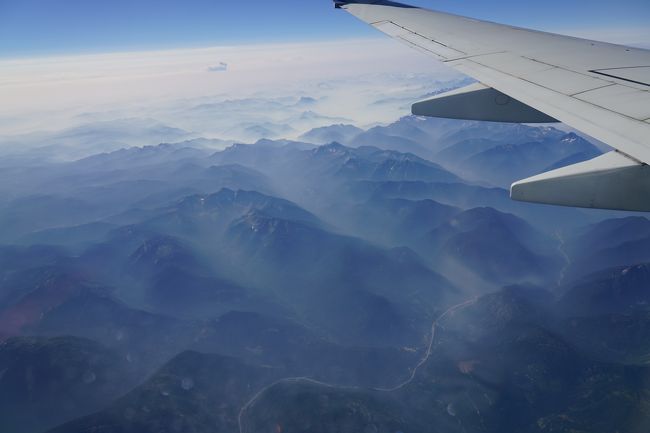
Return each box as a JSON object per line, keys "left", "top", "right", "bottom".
{"left": 31, "top": 291, "right": 194, "bottom": 368}
{"left": 46, "top": 351, "right": 283, "bottom": 433}
{"left": 0, "top": 115, "right": 646, "bottom": 433}
{"left": 561, "top": 311, "right": 650, "bottom": 365}
{"left": 418, "top": 207, "right": 562, "bottom": 288}
{"left": 142, "top": 188, "right": 323, "bottom": 241}
{"left": 0, "top": 337, "right": 138, "bottom": 433}
{"left": 242, "top": 287, "right": 650, "bottom": 433}
{"left": 0, "top": 271, "right": 104, "bottom": 340}
{"left": 210, "top": 140, "right": 461, "bottom": 193}
{"left": 222, "top": 210, "right": 456, "bottom": 347}
{"left": 292, "top": 142, "right": 461, "bottom": 187}
{"left": 569, "top": 217, "right": 650, "bottom": 255}
{"left": 438, "top": 132, "right": 601, "bottom": 187}
{"left": 0, "top": 196, "right": 105, "bottom": 243}
{"left": 560, "top": 264, "right": 650, "bottom": 316}
{"left": 191, "top": 311, "right": 418, "bottom": 388}
{"left": 564, "top": 216, "right": 650, "bottom": 281}
{"left": 344, "top": 178, "right": 590, "bottom": 233}
{"left": 338, "top": 196, "right": 461, "bottom": 246}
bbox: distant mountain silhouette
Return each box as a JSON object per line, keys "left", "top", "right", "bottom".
{"left": 448, "top": 133, "right": 601, "bottom": 187}
{"left": 299, "top": 123, "right": 363, "bottom": 144}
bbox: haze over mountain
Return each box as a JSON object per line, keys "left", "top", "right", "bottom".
{"left": 1, "top": 83, "right": 649, "bottom": 433}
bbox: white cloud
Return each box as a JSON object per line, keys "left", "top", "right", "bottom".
{"left": 0, "top": 38, "right": 459, "bottom": 135}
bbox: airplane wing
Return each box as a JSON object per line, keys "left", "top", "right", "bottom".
{"left": 334, "top": 0, "right": 650, "bottom": 211}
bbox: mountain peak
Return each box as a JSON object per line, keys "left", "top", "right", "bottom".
{"left": 128, "top": 236, "right": 195, "bottom": 267}
{"left": 315, "top": 141, "right": 349, "bottom": 153}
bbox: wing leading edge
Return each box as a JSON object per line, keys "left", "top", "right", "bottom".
{"left": 335, "top": 0, "right": 650, "bottom": 211}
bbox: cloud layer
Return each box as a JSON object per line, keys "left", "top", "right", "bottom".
{"left": 0, "top": 38, "right": 458, "bottom": 136}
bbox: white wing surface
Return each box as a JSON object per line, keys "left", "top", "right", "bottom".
{"left": 335, "top": 0, "right": 650, "bottom": 211}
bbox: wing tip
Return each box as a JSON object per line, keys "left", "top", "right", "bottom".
{"left": 333, "top": 1, "right": 416, "bottom": 9}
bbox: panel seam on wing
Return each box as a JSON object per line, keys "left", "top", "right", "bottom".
{"left": 570, "top": 83, "right": 618, "bottom": 97}
{"left": 462, "top": 59, "right": 649, "bottom": 122}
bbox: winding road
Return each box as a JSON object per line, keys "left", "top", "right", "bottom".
{"left": 554, "top": 230, "right": 572, "bottom": 287}
{"left": 238, "top": 297, "right": 478, "bottom": 433}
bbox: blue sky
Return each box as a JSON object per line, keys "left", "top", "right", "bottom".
{"left": 0, "top": 0, "right": 649, "bottom": 57}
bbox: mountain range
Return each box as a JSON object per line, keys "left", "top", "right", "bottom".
{"left": 0, "top": 114, "right": 648, "bottom": 433}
